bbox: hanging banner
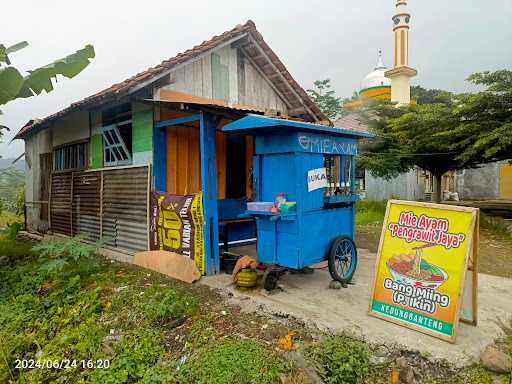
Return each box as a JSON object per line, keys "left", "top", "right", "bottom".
{"left": 149, "top": 191, "right": 205, "bottom": 274}
{"left": 368, "top": 200, "right": 478, "bottom": 343}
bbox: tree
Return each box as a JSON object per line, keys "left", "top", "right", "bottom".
{"left": 307, "top": 79, "right": 344, "bottom": 119}
{"left": 0, "top": 41, "right": 95, "bottom": 140}
{"left": 410, "top": 85, "right": 453, "bottom": 106}
{"left": 359, "top": 70, "right": 512, "bottom": 203}
{"left": 449, "top": 70, "right": 512, "bottom": 164}
{"left": 358, "top": 101, "right": 465, "bottom": 202}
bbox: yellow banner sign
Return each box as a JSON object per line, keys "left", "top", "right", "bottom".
{"left": 368, "top": 200, "right": 478, "bottom": 343}
{"left": 149, "top": 191, "right": 205, "bottom": 274}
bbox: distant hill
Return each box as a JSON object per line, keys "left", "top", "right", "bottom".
{"left": 0, "top": 158, "right": 25, "bottom": 172}
{"left": 0, "top": 159, "right": 25, "bottom": 212}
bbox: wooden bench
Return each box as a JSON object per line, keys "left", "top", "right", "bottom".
{"left": 219, "top": 217, "right": 255, "bottom": 254}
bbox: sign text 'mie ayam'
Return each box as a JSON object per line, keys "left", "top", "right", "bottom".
{"left": 388, "top": 211, "right": 466, "bottom": 249}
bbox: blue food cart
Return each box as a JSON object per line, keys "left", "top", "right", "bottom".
{"left": 222, "top": 115, "right": 371, "bottom": 290}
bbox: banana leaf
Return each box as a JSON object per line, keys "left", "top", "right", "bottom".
{"left": 0, "top": 44, "right": 95, "bottom": 106}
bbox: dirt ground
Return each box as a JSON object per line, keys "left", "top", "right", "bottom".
{"left": 356, "top": 225, "right": 512, "bottom": 278}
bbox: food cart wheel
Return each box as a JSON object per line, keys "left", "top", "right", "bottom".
{"left": 328, "top": 236, "right": 357, "bottom": 284}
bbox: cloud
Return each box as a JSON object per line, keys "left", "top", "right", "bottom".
{"left": 1, "top": 0, "right": 511, "bottom": 157}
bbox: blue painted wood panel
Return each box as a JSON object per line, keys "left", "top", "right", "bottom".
{"left": 200, "top": 112, "right": 220, "bottom": 274}
{"left": 153, "top": 126, "right": 167, "bottom": 191}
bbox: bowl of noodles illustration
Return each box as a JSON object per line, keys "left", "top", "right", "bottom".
{"left": 387, "top": 246, "right": 448, "bottom": 289}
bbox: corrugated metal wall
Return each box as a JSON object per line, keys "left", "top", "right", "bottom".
{"left": 102, "top": 167, "right": 149, "bottom": 252}
{"left": 72, "top": 171, "right": 101, "bottom": 241}
{"left": 49, "top": 172, "right": 73, "bottom": 235}
{"left": 49, "top": 165, "right": 150, "bottom": 253}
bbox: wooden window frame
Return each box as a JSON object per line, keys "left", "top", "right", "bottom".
{"left": 102, "top": 124, "right": 132, "bottom": 167}
{"left": 53, "top": 141, "right": 89, "bottom": 172}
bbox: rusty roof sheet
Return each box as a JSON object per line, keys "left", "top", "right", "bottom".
{"left": 159, "top": 90, "right": 267, "bottom": 112}
{"left": 15, "top": 20, "right": 326, "bottom": 140}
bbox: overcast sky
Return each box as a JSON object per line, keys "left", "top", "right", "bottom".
{"left": 1, "top": 0, "right": 511, "bottom": 158}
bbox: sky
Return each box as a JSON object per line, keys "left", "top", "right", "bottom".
{"left": 1, "top": 0, "right": 511, "bottom": 158}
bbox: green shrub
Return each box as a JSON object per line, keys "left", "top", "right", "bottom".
{"left": 5, "top": 221, "right": 23, "bottom": 240}
{"left": 0, "top": 238, "right": 34, "bottom": 262}
{"left": 33, "top": 236, "right": 101, "bottom": 273}
{"left": 306, "top": 334, "right": 370, "bottom": 384}
{"left": 15, "top": 187, "right": 25, "bottom": 216}
{"left": 180, "top": 338, "right": 289, "bottom": 384}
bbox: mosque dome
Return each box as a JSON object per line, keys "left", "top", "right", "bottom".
{"left": 359, "top": 51, "right": 391, "bottom": 100}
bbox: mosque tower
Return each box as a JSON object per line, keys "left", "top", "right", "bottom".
{"left": 385, "top": 0, "right": 417, "bottom": 105}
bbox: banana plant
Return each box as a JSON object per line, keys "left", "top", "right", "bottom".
{"left": 0, "top": 41, "right": 95, "bottom": 118}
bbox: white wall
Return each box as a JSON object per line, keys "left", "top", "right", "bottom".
{"left": 51, "top": 110, "right": 89, "bottom": 147}
{"left": 365, "top": 169, "right": 424, "bottom": 201}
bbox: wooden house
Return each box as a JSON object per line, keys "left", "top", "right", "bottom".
{"left": 14, "top": 20, "right": 327, "bottom": 273}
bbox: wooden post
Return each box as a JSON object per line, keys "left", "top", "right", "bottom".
{"left": 200, "top": 111, "right": 220, "bottom": 274}
{"left": 99, "top": 170, "right": 103, "bottom": 241}
{"left": 70, "top": 172, "right": 74, "bottom": 236}
{"left": 146, "top": 164, "right": 151, "bottom": 251}
{"left": 48, "top": 173, "right": 53, "bottom": 230}
{"left": 472, "top": 210, "right": 479, "bottom": 325}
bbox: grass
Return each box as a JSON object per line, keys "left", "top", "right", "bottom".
{"left": 356, "top": 200, "right": 512, "bottom": 239}
{"left": 180, "top": 338, "right": 289, "bottom": 384}
{"left": 429, "top": 366, "right": 494, "bottom": 384}
{"left": 355, "top": 200, "right": 387, "bottom": 226}
{"left": 1, "top": 234, "right": 509, "bottom": 383}
{"left": 0, "top": 236, "right": 294, "bottom": 384}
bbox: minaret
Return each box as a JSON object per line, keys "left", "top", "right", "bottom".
{"left": 385, "top": 0, "right": 417, "bottom": 105}
{"left": 375, "top": 49, "right": 386, "bottom": 70}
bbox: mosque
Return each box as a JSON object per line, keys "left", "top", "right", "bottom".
{"left": 344, "top": 0, "right": 417, "bottom": 109}
{"left": 338, "top": 0, "right": 511, "bottom": 202}
{"left": 336, "top": 0, "right": 449, "bottom": 201}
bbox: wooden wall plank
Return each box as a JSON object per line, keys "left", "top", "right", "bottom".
{"left": 189, "top": 128, "right": 201, "bottom": 193}
{"left": 243, "top": 59, "right": 288, "bottom": 115}
{"left": 165, "top": 123, "right": 202, "bottom": 196}
{"left": 184, "top": 64, "right": 195, "bottom": 95}
{"left": 227, "top": 46, "right": 238, "bottom": 104}
{"left": 173, "top": 67, "right": 186, "bottom": 92}
{"left": 193, "top": 60, "right": 203, "bottom": 97}
{"left": 166, "top": 127, "right": 178, "bottom": 194}
{"left": 237, "top": 49, "right": 246, "bottom": 103}
{"left": 183, "top": 127, "right": 191, "bottom": 195}
{"left": 212, "top": 52, "right": 230, "bottom": 102}
{"left": 215, "top": 131, "right": 226, "bottom": 199}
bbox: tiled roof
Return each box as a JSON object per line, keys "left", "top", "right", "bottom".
{"left": 333, "top": 112, "right": 370, "bottom": 133}
{"left": 15, "top": 20, "right": 326, "bottom": 139}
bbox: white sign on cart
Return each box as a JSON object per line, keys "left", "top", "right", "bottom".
{"left": 307, "top": 167, "right": 328, "bottom": 192}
